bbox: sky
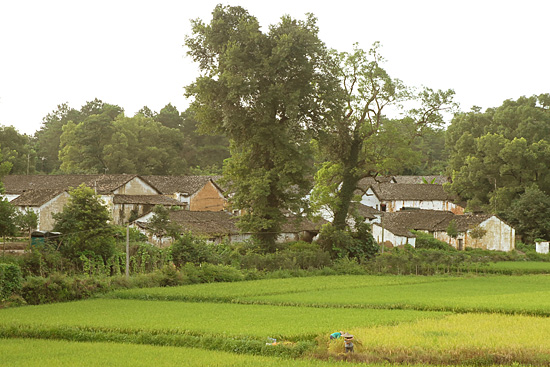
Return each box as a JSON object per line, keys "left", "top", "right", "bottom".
{"left": 1, "top": 0, "right": 549, "bottom": 136}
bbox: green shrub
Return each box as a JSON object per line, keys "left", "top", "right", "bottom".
{"left": 171, "top": 232, "right": 217, "bottom": 267}
{"left": 0, "top": 263, "right": 22, "bottom": 301}
{"left": 317, "top": 222, "right": 379, "bottom": 260}
{"left": 20, "top": 273, "right": 112, "bottom": 305}
{"left": 412, "top": 230, "right": 456, "bottom": 251}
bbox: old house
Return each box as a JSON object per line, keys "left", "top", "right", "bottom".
{"left": 8, "top": 189, "right": 70, "bottom": 231}
{"left": 134, "top": 209, "right": 325, "bottom": 246}
{"left": 360, "top": 183, "right": 465, "bottom": 214}
{"left": 3, "top": 174, "right": 175, "bottom": 230}
{"left": 351, "top": 203, "right": 383, "bottom": 224}
{"left": 142, "top": 176, "right": 226, "bottom": 211}
{"left": 371, "top": 210, "right": 515, "bottom": 251}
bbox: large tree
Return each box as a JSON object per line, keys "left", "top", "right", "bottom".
{"left": 185, "top": 5, "right": 340, "bottom": 248}
{"left": 311, "top": 43, "right": 456, "bottom": 232}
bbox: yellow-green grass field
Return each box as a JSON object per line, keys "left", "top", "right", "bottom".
{"left": 2, "top": 338, "right": 370, "bottom": 367}
{"left": 3, "top": 274, "right": 550, "bottom": 366}
{"left": 106, "top": 274, "right": 441, "bottom": 302}
{"left": 333, "top": 313, "right": 550, "bottom": 365}
{"left": 0, "top": 298, "right": 442, "bottom": 341}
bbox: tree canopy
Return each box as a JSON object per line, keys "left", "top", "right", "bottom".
{"left": 52, "top": 184, "right": 115, "bottom": 262}
{"left": 310, "top": 43, "right": 456, "bottom": 234}
{"left": 185, "top": 5, "right": 341, "bottom": 248}
{"left": 446, "top": 94, "right": 550, "bottom": 213}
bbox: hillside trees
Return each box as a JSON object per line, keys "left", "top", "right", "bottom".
{"left": 0, "top": 126, "right": 35, "bottom": 175}
{"left": 311, "top": 43, "right": 456, "bottom": 234}
{"left": 185, "top": 5, "right": 341, "bottom": 248}
{"left": 446, "top": 94, "right": 550, "bottom": 213}
{"left": 180, "top": 109, "right": 229, "bottom": 174}
{"left": 35, "top": 99, "right": 119, "bottom": 173}
{"left": 57, "top": 105, "right": 192, "bottom": 175}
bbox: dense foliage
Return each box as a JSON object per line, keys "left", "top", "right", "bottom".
{"left": 185, "top": 5, "right": 341, "bottom": 247}
{"left": 52, "top": 185, "right": 115, "bottom": 263}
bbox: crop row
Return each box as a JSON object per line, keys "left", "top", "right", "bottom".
{"left": 106, "top": 274, "right": 454, "bottom": 302}
{"left": 2, "top": 338, "right": 369, "bottom": 367}
{"left": 237, "top": 275, "right": 550, "bottom": 316}
{"left": 0, "top": 299, "right": 443, "bottom": 341}
{"left": 107, "top": 274, "right": 550, "bottom": 316}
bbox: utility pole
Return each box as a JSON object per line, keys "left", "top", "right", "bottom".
{"left": 126, "top": 223, "right": 130, "bottom": 280}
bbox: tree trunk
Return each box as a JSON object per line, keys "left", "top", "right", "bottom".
{"left": 332, "top": 137, "right": 361, "bottom": 231}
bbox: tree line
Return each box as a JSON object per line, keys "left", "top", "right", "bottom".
{"left": 3, "top": 100, "right": 230, "bottom": 176}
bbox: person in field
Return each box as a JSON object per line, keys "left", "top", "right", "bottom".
{"left": 342, "top": 332, "right": 354, "bottom": 353}
{"left": 330, "top": 331, "right": 343, "bottom": 340}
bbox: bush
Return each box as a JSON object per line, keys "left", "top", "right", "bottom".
{"left": 20, "top": 273, "right": 112, "bottom": 305}
{"left": 0, "top": 263, "right": 22, "bottom": 301}
{"left": 171, "top": 232, "right": 219, "bottom": 267}
{"left": 412, "top": 230, "right": 456, "bottom": 251}
{"left": 317, "top": 222, "right": 379, "bottom": 260}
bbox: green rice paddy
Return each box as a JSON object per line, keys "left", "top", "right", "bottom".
{"left": 2, "top": 273, "right": 550, "bottom": 366}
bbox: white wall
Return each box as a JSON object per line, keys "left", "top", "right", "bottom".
{"left": 372, "top": 223, "right": 416, "bottom": 247}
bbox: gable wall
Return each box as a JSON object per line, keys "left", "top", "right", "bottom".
{"left": 189, "top": 181, "right": 225, "bottom": 211}
{"left": 37, "top": 192, "right": 71, "bottom": 231}
{"left": 360, "top": 189, "right": 381, "bottom": 209}
{"left": 372, "top": 224, "right": 416, "bottom": 247}
{"left": 432, "top": 216, "right": 515, "bottom": 252}
{"left": 3, "top": 194, "right": 19, "bottom": 202}
{"left": 113, "top": 177, "right": 158, "bottom": 195}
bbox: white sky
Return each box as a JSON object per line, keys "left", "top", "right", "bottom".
{"left": 1, "top": 0, "right": 549, "bottom": 136}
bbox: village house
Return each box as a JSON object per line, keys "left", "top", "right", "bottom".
{"left": 371, "top": 210, "right": 515, "bottom": 252}
{"left": 142, "top": 175, "right": 226, "bottom": 211}
{"left": 2, "top": 174, "right": 182, "bottom": 230}
{"left": 360, "top": 182, "right": 465, "bottom": 214}
{"left": 134, "top": 209, "right": 326, "bottom": 247}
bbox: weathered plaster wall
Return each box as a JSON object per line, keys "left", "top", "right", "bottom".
{"left": 114, "top": 177, "right": 158, "bottom": 195}
{"left": 372, "top": 224, "right": 416, "bottom": 247}
{"left": 432, "top": 217, "right": 515, "bottom": 252}
{"left": 189, "top": 181, "right": 225, "bottom": 211}
{"left": 38, "top": 192, "right": 70, "bottom": 231}
{"left": 114, "top": 203, "right": 154, "bottom": 225}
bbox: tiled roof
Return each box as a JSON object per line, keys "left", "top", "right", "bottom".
{"left": 113, "top": 195, "right": 183, "bottom": 206}
{"left": 10, "top": 189, "right": 65, "bottom": 206}
{"left": 351, "top": 203, "right": 382, "bottom": 219}
{"left": 281, "top": 217, "right": 327, "bottom": 232}
{"left": 377, "top": 210, "right": 492, "bottom": 237}
{"left": 167, "top": 210, "right": 239, "bottom": 236}
{"left": 140, "top": 211, "right": 325, "bottom": 237}
{"left": 392, "top": 175, "right": 451, "bottom": 184}
{"left": 141, "top": 175, "right": 222, "bottom": 195}
{"left": 370, "top": 183, "right": 454, "bottom": 201}
{"left": 3, "top": 174, "right": 139, "bottom": 195}
{"left": 356, "top": 176, "right": 394, "bottom": 192}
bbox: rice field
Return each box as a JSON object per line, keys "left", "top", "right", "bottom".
{"left": 0, "top": 298, "right": 442, "bottom": 341}
{"left": 235, "top": 275, "right": 550, "bottom": 315}
{"left": 338, "top": 313, "right": 550, "bottom": 365}
{"left": 2, "top": 273, "right": 550, "bottom": 366}
{"left": 1, "top": 338, "right": 371, "bottom": 367}
{"left": 106, "top": 274, "right": 442, "bottom": 302}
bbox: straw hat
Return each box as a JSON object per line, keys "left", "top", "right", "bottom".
{"left": 341, "top": 332, "right": 354, "bottom": 338}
